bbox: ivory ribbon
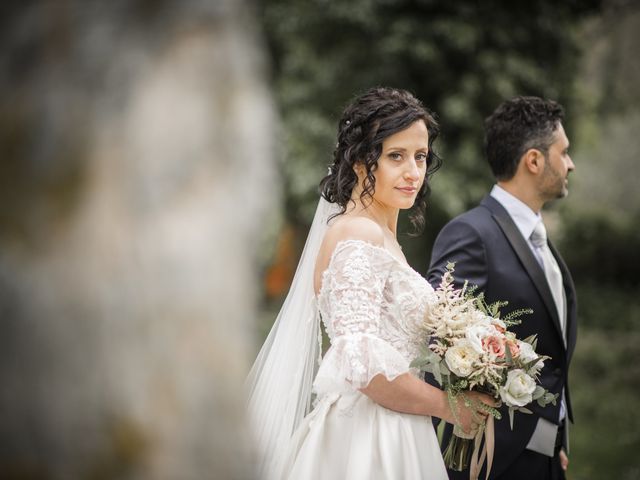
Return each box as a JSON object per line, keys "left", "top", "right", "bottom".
{"left": 469, "top": 416, "right": 495, "bottom": 480}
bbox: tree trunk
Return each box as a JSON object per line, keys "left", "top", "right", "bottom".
{"left": 0, "top": 2, "right": 276, "bottom": 478}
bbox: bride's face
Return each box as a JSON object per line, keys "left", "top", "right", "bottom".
{"left": 369, "top": 120, "right": 429, "bottom": 210}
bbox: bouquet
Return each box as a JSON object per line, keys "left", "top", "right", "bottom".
{"left": 411, "top": 263, "right": 557, "bottom": 478}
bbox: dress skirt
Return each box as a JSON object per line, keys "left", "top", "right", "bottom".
{"left": 282, "top": 390, "right": 448, "bottom": 480}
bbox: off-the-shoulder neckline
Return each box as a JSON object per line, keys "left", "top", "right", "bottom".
{"left": 330, "top": 238, "right": 409, "bottom": 267}
{"left": 316, "top": 238, "right": 421, "bottom": 298}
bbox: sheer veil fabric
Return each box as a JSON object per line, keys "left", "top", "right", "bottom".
{"left": 246, "top": 197, "right": 340, "bottom": 479}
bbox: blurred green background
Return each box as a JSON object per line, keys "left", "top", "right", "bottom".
{"left": 256, "top": 1, "right": 640, "bottom": 479}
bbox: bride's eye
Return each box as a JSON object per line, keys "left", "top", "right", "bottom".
{"left": 416, "top": 152, "right": 428, "bottom": 164}
{"left": 389, "top": 152, "right": 403, "bottom": 161}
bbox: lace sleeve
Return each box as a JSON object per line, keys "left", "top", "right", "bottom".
{"left": 313, "top": 240, "right": 411, "bottom": 395}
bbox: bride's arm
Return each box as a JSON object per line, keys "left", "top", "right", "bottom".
{"left": 360, "top": 373, "right": 492, "bottom": 433}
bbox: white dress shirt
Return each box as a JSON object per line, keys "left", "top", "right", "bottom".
{"left": 490, "top": 185, "right": 543, "bottom": 264}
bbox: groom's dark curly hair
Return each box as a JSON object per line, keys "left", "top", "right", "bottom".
{"left": 485, "top": 96, "right": 565, "bottom": 181}
{"left": 319, "top": 86, "right": 441, "bottom": 234}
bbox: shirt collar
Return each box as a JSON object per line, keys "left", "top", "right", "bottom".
{"left": 489, "top": 184, "right": 541, "bottom": 241}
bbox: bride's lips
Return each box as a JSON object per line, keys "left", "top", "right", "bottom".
{"left": 396, "top": 186, "right": 417, "bottom": 195}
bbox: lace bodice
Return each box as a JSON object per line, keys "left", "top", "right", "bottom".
{"left": 313, "top": 239, "right": 437, "bottom": 395}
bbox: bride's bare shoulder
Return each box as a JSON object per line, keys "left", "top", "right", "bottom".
{"left": 320, "top": 215, "right": 384, "bottom": 257}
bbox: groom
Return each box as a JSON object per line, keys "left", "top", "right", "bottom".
{"left": 427, "top": 96, "right": 577, "bottom": 480}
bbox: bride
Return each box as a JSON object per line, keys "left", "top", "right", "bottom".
{"left": 247, "top": 87, "right": 493, "bottom": 479}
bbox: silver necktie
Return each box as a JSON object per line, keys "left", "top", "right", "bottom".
{"left": 530, "top": 220, "right": 566, "bottom": 339}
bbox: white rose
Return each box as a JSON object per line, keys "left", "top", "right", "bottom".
{"left": 517, "top": 341, "right": 544, "bottom": 373}
{"left": 491, "top": 318, "right": 507, "bottom": 332}
{"left": 499, "top": 369, "right": 536, "bottom": 407}
{"left": 481, "top": 313, "right": 496, "bottom": 325}
{"left": 445, "top": 339, "right": 479, "bottom": 377}
{"left": 465, "top": 323, "right": 499, "bottom": 354}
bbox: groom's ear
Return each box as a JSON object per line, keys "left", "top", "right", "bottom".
{"left": 522, "top": 148, "right": 545, "bottom": 175}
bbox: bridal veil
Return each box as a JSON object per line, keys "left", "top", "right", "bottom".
{"left": 246, "top": 197, "right": 339, "bottom": 479}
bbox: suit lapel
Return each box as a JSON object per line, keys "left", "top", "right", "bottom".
{"left": 480, "top": 196, "right": 566, "bottom": 344}
{"left": 549, "top": 240, "right": 577, "bottom": 359}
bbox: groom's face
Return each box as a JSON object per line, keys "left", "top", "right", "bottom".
{"left": 539, "top": 123, "right": 574, "bottom": 201}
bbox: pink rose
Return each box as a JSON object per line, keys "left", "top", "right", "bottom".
{"left": 483, "top": 335, "right": 506, "bottom": 357}
{"left": 506, "top": 339, "right": 520, "bottom": 358}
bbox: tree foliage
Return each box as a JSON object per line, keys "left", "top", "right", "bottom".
{"left": 259, "top": 0, "right": 602, "bottom": 229}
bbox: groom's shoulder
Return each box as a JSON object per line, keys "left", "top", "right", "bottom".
{"left": 445, "top": 201, "right": 494, "bottom": 230}
{"left": 434, "top": 200, "right": 500, "bottom": 244}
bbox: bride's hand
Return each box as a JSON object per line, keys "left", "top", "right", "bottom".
{"left": 447, "top": 391, "right": 496, "bottom": 435}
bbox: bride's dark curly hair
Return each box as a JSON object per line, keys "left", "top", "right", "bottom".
{"left": 319, "top": 87, "right": 441, "bottom": 234}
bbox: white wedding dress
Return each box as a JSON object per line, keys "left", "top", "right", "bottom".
{"left": 280, "top": 239, "right": 448, "bottom": 479}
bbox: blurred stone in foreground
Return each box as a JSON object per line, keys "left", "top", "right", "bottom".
{"left": 0, "top": 1, "right": 275, "bottom": 479}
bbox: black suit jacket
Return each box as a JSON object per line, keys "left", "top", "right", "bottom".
{"left": 427, "top": 195, "right": 577, "bottom": 477}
